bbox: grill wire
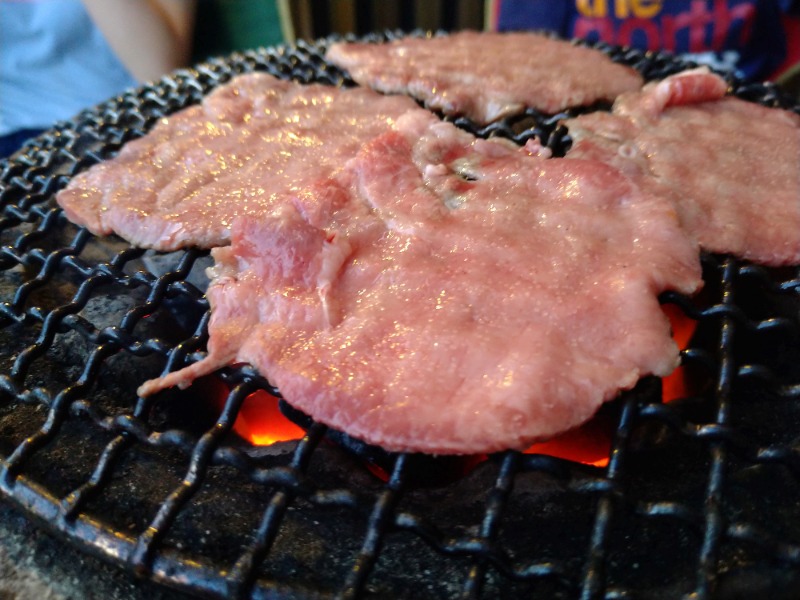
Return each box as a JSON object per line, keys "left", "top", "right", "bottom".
{"left": 1, "top": 32, "right": 800, "bottom": 599}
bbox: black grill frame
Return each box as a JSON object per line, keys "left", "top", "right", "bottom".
{"left": 1, "top": 33, "right": 800, "bottom": 599}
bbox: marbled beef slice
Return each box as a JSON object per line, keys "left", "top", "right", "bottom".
{"left": 326, "top": 31, "right": 643, "bottom": 125}
{"left": 56, "top": 72, "right": 423, "bottom": 251}
{"left": 564, "top": 69, "right": 800, "bottom": 266}
{"left": 139, "top": 112, "right": 702, "bottom": 455}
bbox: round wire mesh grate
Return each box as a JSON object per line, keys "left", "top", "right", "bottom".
{"left": 1, "top": 33, "right": 800, "bottom": 599}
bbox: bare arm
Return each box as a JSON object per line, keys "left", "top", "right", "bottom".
{"left": 82, "top": 0, "right": 197, "bottom": 82}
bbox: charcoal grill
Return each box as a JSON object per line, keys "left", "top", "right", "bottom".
{"left": 1, "top": 32, "right": 800, "bottom": 599}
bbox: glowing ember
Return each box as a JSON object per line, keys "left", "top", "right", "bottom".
{"left": 661, "top": 303, "right": 696, "bottom": 404}
{"left": 234, "top": 390, "right": 306, "bottom": 445}
{"left": 209, "top": 378, "right": 305, "bottom": 445}
{"left": 524, "top": 410, "right": 616, "bottom": 467}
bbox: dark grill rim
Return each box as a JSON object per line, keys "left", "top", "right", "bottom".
{"left": 1, "top": 31, "right": 800, "bottom": 599}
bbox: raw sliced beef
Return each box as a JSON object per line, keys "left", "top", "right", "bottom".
{"left": 56, "top": 72, "right": 422, "bottom": 251}
{"left": 325, "top": 31, "right": 643, "bottom": 124}
{"left": 139, "top": 111, "right": 702, "bottom": 455}
{"left": 564, "top": 69, "right": 800, "bottom": 266}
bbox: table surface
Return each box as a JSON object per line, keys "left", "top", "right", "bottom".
{"left": 0, "top": 499, "right": 194, "bottom": 600}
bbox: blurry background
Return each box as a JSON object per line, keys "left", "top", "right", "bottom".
{"left": 189, "top": 0, "right": 799, "bottom": 97}
{"left": 193, "top": 0, "right": 284, "bottom": 61}
{"left": 278, "top": 0, "right": 485, "bottom": 42}
{"left": 191, "top": 0, "right": 487, "bottom": 61}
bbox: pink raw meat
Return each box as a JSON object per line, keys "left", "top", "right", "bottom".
{"left": 325, "top": 31, "right": 643, "bottom": 124}
{"left": 56, "top": 72, "right": 423, "bottom": 250}
{"left": 564, "top": 68, "right": 800, "bottom": 266}
{"left": 139, "top": 112, "right": 702, "bottom": 455}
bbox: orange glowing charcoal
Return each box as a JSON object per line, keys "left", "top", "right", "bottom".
{"left": 234, "top": 390, "right": 306, "bottom": 445}
{"left": 661, "top": 303, "right": 697, "bottom": 404}
{"left": 662, "top": 303, "right": 696, "bottom": 350}
{"left": 209, "top": 378, "right": 305, "bottom": 445}
{"left": 525, "top": 409, "right": 615, "bottom": 467}
{"left": 364, "top": 462, "right": 392, "bottom": 483}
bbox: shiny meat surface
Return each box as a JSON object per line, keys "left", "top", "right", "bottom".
{"left": 564, "top": 69, "right": 800, "bottom": 266}
{"left": 139, "top": 112, "right": 702, "bottom": 455}
{"left": 56, "top": 72, "right": 422, "bottom": 251}
{"left": 325, "top": 31, "right": 643, "bottom": 124}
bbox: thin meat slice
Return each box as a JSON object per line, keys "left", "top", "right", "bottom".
{"left": 564, "top": 69, "right": 800, "bottom": 266}
{"left": 325, "top": 31, "right": 643, "bottom": 125}
{"left": 56, "top": 72, "right": 423, "bottom": 250}
{"left": 139, "top": 112, "right": 702, "bottom": 455}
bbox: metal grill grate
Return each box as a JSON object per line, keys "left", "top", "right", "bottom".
{"left": 1, "top": 34, "right": 800, "bottom": 599}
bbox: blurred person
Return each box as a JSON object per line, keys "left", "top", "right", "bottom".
{"left": 489, "top": 0, "right": 800, "bottom": 82}
{"left": 0, "top": 0, "right": 196, "bottom": 158}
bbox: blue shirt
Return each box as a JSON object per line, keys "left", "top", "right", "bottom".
{"left": 492, "top": 0, "right": 800, "bottom": 80}
{"left": 0, "top": 0, "right": 139, "bottom": 135}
